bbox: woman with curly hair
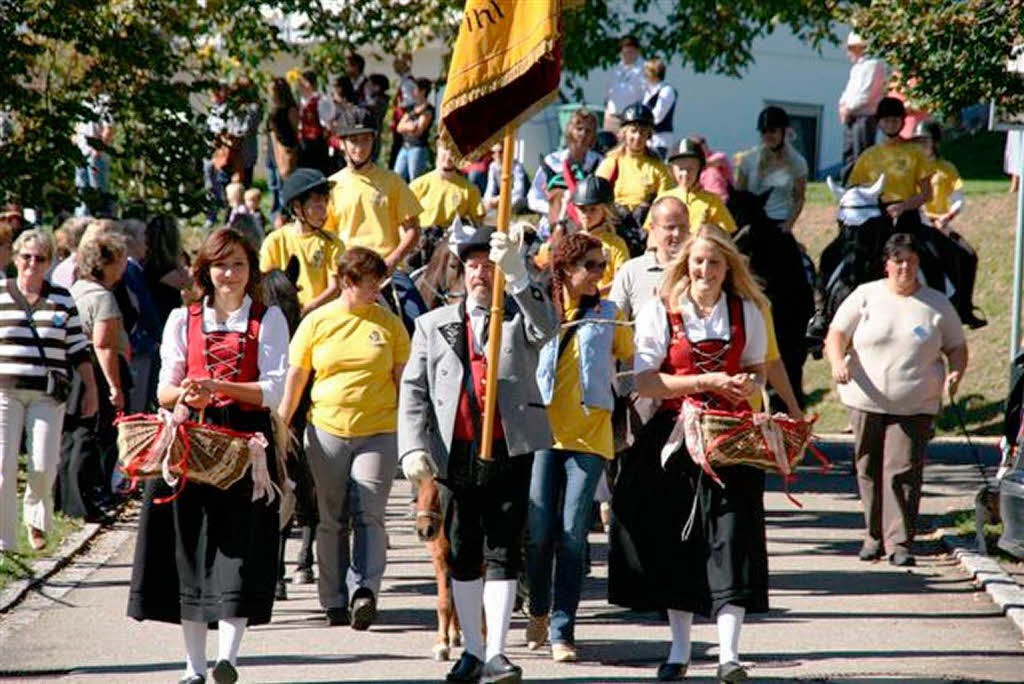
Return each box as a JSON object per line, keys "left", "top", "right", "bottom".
{"left": 525, "top": 232, "right": 633, "bottom": 662}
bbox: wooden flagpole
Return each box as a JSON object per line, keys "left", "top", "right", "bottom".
{"left": 478, "top": 126, "right": 517, "bottom": 461}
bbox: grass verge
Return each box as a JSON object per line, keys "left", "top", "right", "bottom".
{"left": 0, "top": 512, "right": 83, "bottom": 594}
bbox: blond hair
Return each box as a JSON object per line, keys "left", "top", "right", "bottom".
{"left": 644, "top": 57, "right": 666, "bottom": 81}
{"left": 243, "top": 187, "right": 261, "bottom": 203}
{"left": 660, "top": 224, "right": 769, "bottom": 312}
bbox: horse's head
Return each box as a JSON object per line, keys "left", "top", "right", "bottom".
{"left": 260, "top": 268, "right": 301, "bottom": 334}
{"left": 726, "top": 188, "right": 771, "bottom": 244}
{"left": 415, "top": 477, "right": 443, "bottom": 543}
{"left": 829, "top": 174, "right": 885, "bottom": 227}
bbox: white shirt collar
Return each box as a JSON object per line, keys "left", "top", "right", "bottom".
{"left": 202, "top": 295, "right": 253, "bottom": 332}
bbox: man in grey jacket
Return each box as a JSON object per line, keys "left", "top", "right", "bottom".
{"left": 399, "top": 221, "right": 556, "bottom": 683}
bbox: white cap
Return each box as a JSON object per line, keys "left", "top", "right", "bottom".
{"left": 846, "top": 31, "right": 866, "bottom": 47}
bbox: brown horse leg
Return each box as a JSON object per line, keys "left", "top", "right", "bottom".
{"left": 430, "top": 540, "right": 452, "bottom": 661}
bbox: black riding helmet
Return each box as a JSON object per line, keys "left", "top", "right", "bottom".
{"left": 757, "top": 106, "right": 790, "bottom": 132}
{"left": 281, "top": 168, "right": 330, "bottom": 209}
{"left": 571, "top": 175, "right": 613, "bottom": 207}
{"left": 339, "top": 106, "right": 377, "bottom": 137}
{"left": 875, "top": 96, "right": 906, "bottom": 120}
{"left": 667, "top": 138, "right": 706, "bottom": 168}
{"left": 620, "top": 102, "right": 655, "bottom": 129}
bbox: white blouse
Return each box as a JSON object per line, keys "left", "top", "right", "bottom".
{"left": 633, "top": 293, "right": 767, "bottom": 374}
{"left": 157, "top": 296, "right": 289, "bottom": 409}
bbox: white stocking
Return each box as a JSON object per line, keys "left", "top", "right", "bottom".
{"left": 452, "top": 578, "right": 485, "bottom": 660}
{"left": 666, "top": 608, "right": 693, "bottom": 664}
{"left": 716, "top": 603, "right": 745, "bottom": 664}
{"left": 483, "top": 579, "right": 516, "bottom": 661}
{"left": 217, "top": 617, "right": 247, "bottom": 666}
{"left": 181, "top": 619, "right": 207, "bottom": 677}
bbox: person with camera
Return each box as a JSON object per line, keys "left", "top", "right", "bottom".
{"left": 0, "top": 229, "right": 98, "bottom": 552}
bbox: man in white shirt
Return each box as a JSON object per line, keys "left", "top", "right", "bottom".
{"left": 838, "top": 31, "right": 887, "bottom": 182}
{"left": 640, "top": 58, "right": 676, "bottom": 160}
{"left": 604, "top": 35, "right": 645, "bottom": 132}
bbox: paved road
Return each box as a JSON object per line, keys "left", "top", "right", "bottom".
{"left": 1, "top": 442, "right": 1022, "bottom": 682}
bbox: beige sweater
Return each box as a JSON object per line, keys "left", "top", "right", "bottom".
{"left": 830, "top": 280, "right": 965, "bottom": 416}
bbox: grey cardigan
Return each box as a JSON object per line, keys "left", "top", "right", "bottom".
{"left": 398, "top": 280, "right": 557, "bottom": 477}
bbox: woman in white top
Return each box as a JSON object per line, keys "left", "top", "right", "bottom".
{"left": 610, "top": 224, "right": 769, "bottom": 683}
{"left": 825, "top": 233, "right": 967, "bottom": 568}
{"left": 127, "top": 228, "right": 289, "bottom": 684}
{"left": 736, "top": 106, "right": 808, "bottom": 232}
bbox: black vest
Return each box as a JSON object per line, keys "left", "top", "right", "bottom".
{"left": 643, "top": 84, "right": 676, "bottom": 134}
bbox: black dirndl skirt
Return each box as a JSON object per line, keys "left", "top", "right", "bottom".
{"left": 608, "top": 410, "right": 769, "bottom": 617}
{"left": 127, "top": 405, "right": 280, "bottom": 626}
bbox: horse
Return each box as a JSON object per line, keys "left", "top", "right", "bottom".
{"left": 805, "top": 174, "right": 892, "bottom": 357}
{"left": 415, "top": 476, "right": 463, "bottom": 661}
{"left": 728, "top": 187, "right": 815, "bottom": 406}
{"left": 413, "top": 239, "right": 465, "bottom": 310}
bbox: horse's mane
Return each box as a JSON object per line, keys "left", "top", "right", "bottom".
{"left": 261, "top": 269, "right": 302, "bottom": 334}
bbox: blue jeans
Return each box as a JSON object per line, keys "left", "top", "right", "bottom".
{"left": 393, "top": 144, "right": 429, "bottom": 182}
{"left": 525, "top": 448, "right": 606, "bottom": 644}
{"left": 74, "top": 152, "right": 111, "bottom": 216}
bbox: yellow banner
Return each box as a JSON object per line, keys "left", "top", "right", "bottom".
{"left": 440, "top": 0, "right": 566, "bottom": 160}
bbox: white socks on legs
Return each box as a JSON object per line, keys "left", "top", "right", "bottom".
{"left": 181, "top": 619, "right": 207, "bottom": 677}
{"left": 217, "top": 617, "right": 247, "bottom": 666}
{"left": 666, "top": 609, "right": 693, "bottom": 664}
{"left": 716, "top": 603, "right": 745, "bottom": 664}
{"left": 452, "top": 578, "right": 485, "bottom": 660}
{"left": 483, "top": 579, "right": 516, "bottom": 661}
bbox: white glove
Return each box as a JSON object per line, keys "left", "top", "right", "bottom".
{"left": 402, "top": 449, "right": 438, "bottom": 483}
{"left": 490, "top": 223, "right": 528, "bottom": 283}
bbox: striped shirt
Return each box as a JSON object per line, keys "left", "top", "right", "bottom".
{"left": 0, "top": 277, "right": 90, "bottom": 390}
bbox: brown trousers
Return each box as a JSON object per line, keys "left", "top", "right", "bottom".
{"left": 849, "top": 409, "right": 935, "bottom": 554}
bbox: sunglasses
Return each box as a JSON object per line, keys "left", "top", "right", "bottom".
{"left": 582, "top": 259, "right": 608, "bottom": 273}
{"left": 17, "top": 253, "right": 49, "bottom": 264}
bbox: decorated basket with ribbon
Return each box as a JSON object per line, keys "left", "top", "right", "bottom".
{"left": 662, "top": 389, "right": 830, "bottom": 506}
{"left": 115, "top": 399, "right": 278, "bottom": 504}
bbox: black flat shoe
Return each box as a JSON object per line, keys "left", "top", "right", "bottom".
{"left": 211, "top": 660, "right": 237, "bottom": 684}
{"left": 717, "top": 661, "right": 748, "bottom": 682}
{"left": 446, "top": 652, "right": 484, "bottom": 682}
{"left": 657, "top": 660, "right": 688, "bottom": 680}
{"left": 350, "top": 587, "right": 376, "bottom": 631}
{"left": 481, "top": 654, "right": 522, "bottom": 684}
{"left": 889, "top": 550, "right": 916, "bottom": 567}
{"left": 326, "top": 607, "right": 350, "bottom": 626}
{"left": 275, "top": 579, "right": 288, "bottom": 601}
{"left": 858, "top": 540, "right": 883, "bottom": 561}
{"left": 178, "top": 675, "right": 204, "bottom": 684}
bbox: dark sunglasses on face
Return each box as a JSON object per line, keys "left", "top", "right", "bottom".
{"left": 18, "top": 253, "right": 48, "bottom": 264}
{"left": 582, "top": 259, "right": 608, "bottom": 273}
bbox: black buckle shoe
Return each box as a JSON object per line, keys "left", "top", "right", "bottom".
{"left": 178, "top": 676, "right": 205, "bottom": 684}
{"left": 657, "top": 660, "right": 688, "bottom": 681}
{"left": 858, "top": 540, "right": 883, "bottom": 561}
{"left": 717, "top": 660, "right": 748, "bottom": 682}
{"left": 350, "top": 587, "right": 376, "bottom": 631}
{"left": 481, "top": 654, "right": 522, "bottom": 684}
{"left": 446, "top": 652, "right": 484, "bottom": 682}
{"left": 211, "top": 659, "right": 238, "bottom": 684}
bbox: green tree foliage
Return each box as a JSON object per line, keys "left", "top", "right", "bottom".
{"left": 849, "top": 0, "right": 1024, "bottom": 119}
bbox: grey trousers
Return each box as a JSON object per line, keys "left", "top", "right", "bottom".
{"left": 849, "top": 409, "right": 934, "bottom": 554}
{"left": 304, "top": 426, "right": 397, "bottom": 610}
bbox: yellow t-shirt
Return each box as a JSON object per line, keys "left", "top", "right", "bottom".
{"left": 323, "top": 164, "right": 422, "bottom": 257}
{"left": 533, "top": 225, "right": 630, "bottom": 292}
{"left": 596, "top": 152, "right": 675, "bottom": 210}
{"left": 547, "top": 303, "right": 634, "bottom": 459}
{"left": 409, "top": 170, "right": 484, "bottom": 228}
{"left": 644, "top": 186, "right": 738, "bottom": 234}
{"left": 923, "top": 158, "right": 963, "bottom": 219}
{"left": 847, "top": 140, "right": 931, "bottom": 203}
{"left": 289, "top": 300, "right": 411, "bottom": 438}
{"left": 258, "top": 222, "right": 344, "bottom": 308}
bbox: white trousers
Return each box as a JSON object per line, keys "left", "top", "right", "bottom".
{"left": 0, "top": 388, "right": 65, "bottom": 550}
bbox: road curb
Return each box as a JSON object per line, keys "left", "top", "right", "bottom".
{"left": 941, "top": 533, "right": 1024, "bottom": 637}
{"left": 0, "top": 521, "right": 103, "bottom": 614}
